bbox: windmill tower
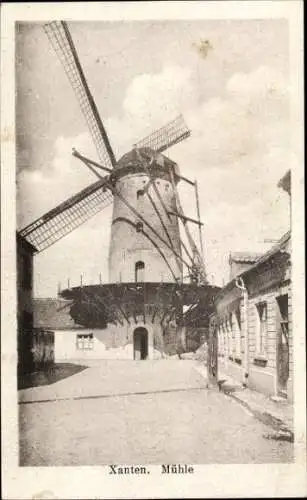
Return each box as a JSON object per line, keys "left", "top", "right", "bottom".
{"left": 109, "top": 148, "right": 183, "bottom": 284}
{"left": 19, "top": 21, "right": 216, "bottom": 360}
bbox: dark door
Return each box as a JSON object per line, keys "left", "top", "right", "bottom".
{"left": 133, "top": 327, "right": 148, "bottom": 360}
{"left": 208, "top": 318, "right": 218, "bottom": 383}
{"left": 276, "top": 295, "right": 289, "bottom": 397}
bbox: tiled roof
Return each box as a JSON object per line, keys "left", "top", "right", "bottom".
{"left": 251, "top": 230, "right": 291, "bottom": 268}
{"left": 217, "top": 231, "right": 291, "bottom": 299}
{"left": 230, "top": 231, "right": 290, "bottom": 269}
{"left": 229, "top": 252, "right": 264, "bottom": 263}
{"left": 33, "top": 298, "right": 82, "bottom": 330}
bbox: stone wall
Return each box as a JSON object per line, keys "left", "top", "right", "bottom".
{"left": 108, "top": 172, "right": 182, "bottom": 283}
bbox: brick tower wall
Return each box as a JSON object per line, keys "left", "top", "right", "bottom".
{"left": 108, "top": 169, "right": 182, "bottom": 284}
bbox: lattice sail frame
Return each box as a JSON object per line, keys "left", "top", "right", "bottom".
{"left": 20, "top": 23, "right": 194, "bottom": 258}
{"left": 135, "top": 114, "right": 191, "bottom": 153}
{"left": 19, "top": 177, "right": 111, "bottom": 252}
{"left": 44, "top": 21, "right": 116, "bottom": 169}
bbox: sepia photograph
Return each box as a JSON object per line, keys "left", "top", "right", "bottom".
{"left": 2, "top": 1, "right": 305, "bottom": 499}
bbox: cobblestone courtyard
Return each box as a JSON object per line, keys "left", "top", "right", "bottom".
{"left": 19, "top": 360, "right": 293, "bottom": 466}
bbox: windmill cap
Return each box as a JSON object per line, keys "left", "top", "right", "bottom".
{"left": 113, "top": 147, "right": 180, "bottom": 179}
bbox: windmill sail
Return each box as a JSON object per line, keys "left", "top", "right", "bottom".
{"left": 44, "top": 21, "right": 116, "bottom": 169}
{"left": 19, "top": 177, "right": 111, "bottom": 252}
{"left": 23, "top": 23, "right": 193, "bottom": 258}
{"left": 135, "top": 115, "right": 191, "bottom": 153}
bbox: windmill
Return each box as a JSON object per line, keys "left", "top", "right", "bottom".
{"left": 19, "top": 21, "right": 218, "bottom": 359}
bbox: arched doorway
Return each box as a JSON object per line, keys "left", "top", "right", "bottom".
{"left": 133, "top": 327, "right": 148, "bottom": 360}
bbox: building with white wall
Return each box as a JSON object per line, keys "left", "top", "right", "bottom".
{"left": 33, "top": 297, "right": 164, "bottom": 361}
{"left": 211, "top": 231, "right": 292, "bottom": 401}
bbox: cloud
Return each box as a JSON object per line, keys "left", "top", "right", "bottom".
{"left": 170, "top": 64, "right": 290, "bottom": 284}
{"left": 171, "top": 65, "right": 289, "bottom": 172}
{"left": 17, "top": 132, "right": 99, "bottom": 228}
{"left": 106, "top": 65, "right": 196, "bottom": 156}
{"left": 123, "top": 65, "right": 195, "bottom": 120}
{"left": 227, "top": 65, "right": 288, "bottom": 99}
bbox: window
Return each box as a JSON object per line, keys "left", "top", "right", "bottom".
{"left": 276, "top": 294, "right": 289, "bottom": 390}
{"left": 137, "top": 189, "right": 144, "bottom": 200}
{"left": 234, "top": 308, "right": 242, "bottom": 359}
{"left": 226, "top": 315, "right": 233, "bottom": 360}
{"left": 76, "top": 333, "right": 94, "bottom": 350}
{"left": 277, "top": 295, "right": 289, "bottom": 343}
{"left": 256, "top": 302, "right": 267, "bottom": 355}
{"left": 135, "top": 261, "right": 145, "bottom": 282}
{"left": 221, "top": 323, "right": 227, "bottom": 357}
{"left": 218, "top": 325, "right": 225, "bottom": 357}
{"left": 230, "top": 313, "right": 236, "bottom": 356}
{"left": 136, "top": 221, "right": 143, "bottom": 233}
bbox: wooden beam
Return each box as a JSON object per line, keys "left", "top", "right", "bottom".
{"left": 180, "top": 238, "right": 194, "bottom": 264}
{"left": 182, "top": 301, "right": 200, "bottom": 320}
{"left": 160, "top": 309, "right": 170, "bottom": 326}
{"left": 168, "top": 211, "right": 204, "bottom": 227}
{"left": 113, "top": 284, "right": 131, "bottom": 325}
{"left": 143, "top": 303, "right": 146, "bottom": 324}
{"left": 61, "top": 21, "right": 117, "bottom": 167}
{"left": 194, "top": 180, "right": 204, "bottom": 259}
{"left": 133, "top": 307, "right": 138, "bottom": 325}
{"left": 170, "top": 166, "right": 207, "bottom": 284}
{"left": 95, "top": 292, "right": 124, "bottom": 327}
{"left": 72, "top": 149, "right": 113, "bottom": 173}
{"left": 175, "top": 174, "right": 195, "bottom": 186}
{"left": 145, "top": 190, "right": 174, "bottom": 248}
{"left": 163, "top": 306, "right": 177, "bottom": 327}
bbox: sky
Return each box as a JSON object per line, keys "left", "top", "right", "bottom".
{"left": 16, "top": 19, "right": 292, "bottom": 297}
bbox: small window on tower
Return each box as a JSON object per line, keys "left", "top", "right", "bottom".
{"left": 137, "top": 190, "right": 144, "bottom": 200}
{"left": 135, "top": 261, "right": 145, "bottom": 282}
{"left": 136, "top": 222, "right": 143, "bottom": 233}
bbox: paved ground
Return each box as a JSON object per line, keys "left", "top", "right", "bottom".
{"left": 19, "top": 360, "right": 294, "bottom": 466}
{"left": 216, "top": 367, "right": 294, "bottom": 436}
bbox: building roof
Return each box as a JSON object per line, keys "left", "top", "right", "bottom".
{"left": 217, "top": 230, "right": 291, "bottom": 299}
{"left": 229, "top": 251, "right": 264, "bottom": 263}
{"left": 115, "top": 147, "right": 178, "bottom": 176}
{"left": 248, "top": 230, "right": 291, "bottom": 270}
{"left": 117, "top": 147, "right": 154, "bottom": 169}
{"left": 33, "top": 298, "right": 82, "bottom": 330}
